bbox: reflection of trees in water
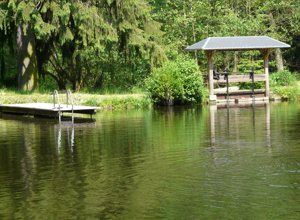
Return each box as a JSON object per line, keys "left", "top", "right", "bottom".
{"left": 0, "top": 109, "right": 210, "bottom": 218}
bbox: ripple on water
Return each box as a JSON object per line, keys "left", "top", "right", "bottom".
{"left": 0, "top": 104, "right": 300, "bottom": 219}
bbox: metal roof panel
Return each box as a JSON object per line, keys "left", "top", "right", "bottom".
{"left": 186, "top": 36, "right": 290, "bottom": 51}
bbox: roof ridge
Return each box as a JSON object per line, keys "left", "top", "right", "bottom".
{"left": 202, "top": 37, "right": 210, "bottom": 49}
{"left": 211, "top": 36, "right": 265, "bottom": 38}
{"left": 186, "top": 36, "right": 290, "bottom": 51}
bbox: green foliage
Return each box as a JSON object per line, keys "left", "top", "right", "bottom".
{"left": 270, "top": 70, "right": 300, "bottom": 101}
{"left": 238, "top": 82, "right": 264, "bottom": 90}
{"left": 0, "top": 0, "right": 166, "bottom": 91}
{"left": 270, "top": 70, "right": 297, "bottom": 87}
{"left": 145, "top": 56, "right": 205, "bottom": 105}
{"left": 82, "top": 95, "right": 152, "bottom": 109}
{"left": 1, "top": 0, "right": 300, "bottom": 98}
{"left": 272, "top": 86, "right": 300, "bottom": 101}
{"left": 150, "top": 0, "right": 299, "bottom": 76}
{"left": 38, "top": 76, "right": 59, "bottom": 93}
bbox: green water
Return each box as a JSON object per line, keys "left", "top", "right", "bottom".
{"left": 0, "top": 103, "right": 299, "bottom": 219}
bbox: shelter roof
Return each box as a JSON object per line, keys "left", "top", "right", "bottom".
{"left": 185, "top": 36, "right": 290, "bottom": 51}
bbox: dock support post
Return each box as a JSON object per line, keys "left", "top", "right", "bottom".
{"left": 206, "top": 51, "right": 216, "bottom": 102}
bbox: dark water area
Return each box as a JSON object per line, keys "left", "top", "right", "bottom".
{"left": 0, "top": 103, "right": 299, "bottom": 219}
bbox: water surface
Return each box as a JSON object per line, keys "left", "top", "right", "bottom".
{"left": 0, "top": 103, "right": 299, "bottom": 219}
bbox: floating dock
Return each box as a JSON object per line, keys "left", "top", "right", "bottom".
{"left": 0, "top": 103, "right": 97, "bottom": 118}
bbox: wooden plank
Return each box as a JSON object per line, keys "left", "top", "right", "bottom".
{"left": 216, "top": 100, "right": 268, "bottom": 108}
{"left": 214, "top": 74, "right": 266, "bottom": 84}
{"left": 214, "top": 89, "right": 265, "bottom": 95}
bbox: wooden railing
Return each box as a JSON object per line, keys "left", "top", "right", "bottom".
{"left": 214, "top": 74, "right": 266, "bottom": 84}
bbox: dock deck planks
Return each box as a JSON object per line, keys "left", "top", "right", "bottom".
{"left": 0, "top": 103, "right": 98, "bottom": 117}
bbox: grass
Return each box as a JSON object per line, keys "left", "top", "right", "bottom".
{"left": 0, "top": 89, "right": 152, "bottom": 110}
{"left": 1, "top": 80, "right": 299, "bottom": 109}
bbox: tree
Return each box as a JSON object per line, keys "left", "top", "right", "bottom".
{"left": 0, "top": 0, "right": 166, "bottom": 91}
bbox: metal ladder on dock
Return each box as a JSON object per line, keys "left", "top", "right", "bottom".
{"left": 52, "top": 89, "right": 74, "bottom": 124}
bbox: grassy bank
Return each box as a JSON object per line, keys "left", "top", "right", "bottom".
{"left": 1, "top": 81, "right": 299, "bottom": 110}
{"left": 0, "top": 89, "right": 152, "bottom": 110}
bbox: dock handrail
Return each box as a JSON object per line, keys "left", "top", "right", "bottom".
{"left": 52, "top": 90, "right": 61, "bottom": 123}
{"left": 53, "top": 90, "right": 60, "bottom": 109}
{"left": 53, "top": 89, "right": 74, "bottom": 124}
{"left": 66, "top": 89, "right": 74, "bottom": 123}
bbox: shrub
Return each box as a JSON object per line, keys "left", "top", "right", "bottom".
{"left": 38, "top": 76, "right": 58, "bottom": 93}
{"left": 145, "top": 56, "right": 205, "bottom": 105}
{"left": 272, "top": 86, "right": 300, "bottom": 101}
{"left": 270, "top": 70, "right": 297, "bottom": 87}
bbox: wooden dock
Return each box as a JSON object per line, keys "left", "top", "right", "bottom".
{"left": 0, "top": 103, "right": 98, "bottom": 118}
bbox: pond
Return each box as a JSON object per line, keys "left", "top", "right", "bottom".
{"left": 0, "top": 103, "right": 299, "bottom": 219}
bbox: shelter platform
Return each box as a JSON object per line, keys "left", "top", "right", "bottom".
{"left": 215, "top": 96, "right": 269, "bottom": 105}
{"left": 0, "top": 103, "right": 98, "bottom": 118}
{"left": 215, "top": 89, "right": 266, "bottom": 100}
{"left": 186, "top": 36, "right": 290, "bottom": 104}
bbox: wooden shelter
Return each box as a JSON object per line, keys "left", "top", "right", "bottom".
{"left": 186, "top": 36, "right": 290, "bottom": 103}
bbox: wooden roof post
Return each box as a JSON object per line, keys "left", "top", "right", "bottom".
{"left": 261, "top": 49, "right": 271, "bottom": 99}
{"left": 205, "top": 50, "right": 216, "bottom": 102}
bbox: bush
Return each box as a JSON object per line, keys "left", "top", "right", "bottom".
{"left": 145, "top": 56, "right": 205, "bottom": 105}
{"left": 270, "top": 70, "right": 297, "bottom": 87}
{"left": 38, "top": 76, "right": 58, "bottom": 93}
{"left": 272, "top": 86, "right": 300, "bottom": 101}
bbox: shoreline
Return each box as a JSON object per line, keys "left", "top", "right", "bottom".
{"left": 0, "top": 91, "right": 152, "bottom": 110}
{"left": 1, "top": 85, "right": 299, "bottom": 110}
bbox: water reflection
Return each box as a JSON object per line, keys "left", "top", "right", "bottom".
{"left": 0, "top": 104, "right": 299, "bottom": 219}
{"left": 55, "top": 120, "right": 96, "bottom": 154}
{"left": 210, "top": 103, "right": 271, "bottom": 148}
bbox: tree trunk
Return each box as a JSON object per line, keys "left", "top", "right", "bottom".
{"left": 58, "top": 79, "right": 66, "bottom": 90}
{"left": 0, "top": 54, "right": 4, "bottom": 82}
{"left": 275, "top": 48, "right": 284, "bottom": 71}
{"left": 269, "top": 12, "right": 284, "bottom": 71}
{"left": 0, "top": 34, "right": 4, "bottom": 83}
{"left": 17, "top": 24, "right": 38, "bottom": 91}
{"left": 74, "top": 55, "right": 82, "bottom": 92}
